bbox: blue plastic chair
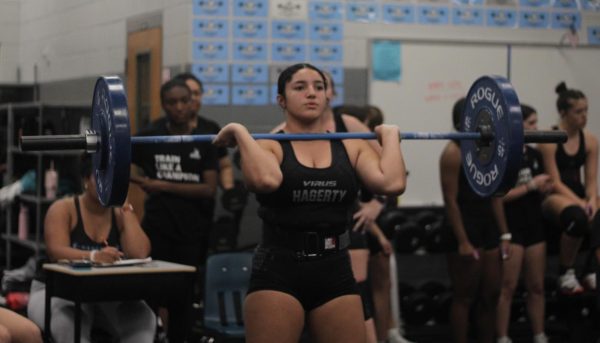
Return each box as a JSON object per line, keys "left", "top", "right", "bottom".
{"left": 203, "top": 252, "right": 254, "bottom": 340}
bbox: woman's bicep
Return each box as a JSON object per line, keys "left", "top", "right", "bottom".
{"left": 353, "top": 142, "right": 385, "bottom": 192}
{"left": 241, "top": 140, "right": 282, "bottom": 192}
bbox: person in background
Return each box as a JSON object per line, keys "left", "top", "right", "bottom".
{"left": 27, "top": 155, "right": 155, "bottom": 343}
{"left": 131, "top": 79, "right": 219, "bottom": 343}
{"left": 440, "top": 98, "right": 510, "bottom": 343}
{"left": 214, "top": 63, "right": 406, "bottom": 343}
{"left": 496, "top": 104, "right": 552, "bottom": 343}
{"left": 538, "top": 82, "right": 598, "bottom": 295}
{"left": 0, "top": 307, "right": 42, "bottom": 343}
{"left": 361, "top": 104, "right": 413, "bottom": 343}
{"left": 172, "top": 72, "right": 235, "bottom": 191}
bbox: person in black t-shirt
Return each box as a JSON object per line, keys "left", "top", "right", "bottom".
{"left": 214, "top": 63, "right": 406, "bottom": 343}
{"left": 175, "top": 72, "right": 234, "bottom": 191}
{"left": 131, "top": 79, "right": 218, "bottom": 343}
{"left": 496, "top": 105, "right": 553, "bottom": 343}
{"left": 151, "top": 72, "right": 234, "bottom": 191}
{"left": 538, "top": 83, "right": 599, "bottom": 295}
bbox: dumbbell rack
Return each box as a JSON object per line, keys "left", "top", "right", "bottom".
{"left": 391, "top": 207, "right": 600, "bottom": 342}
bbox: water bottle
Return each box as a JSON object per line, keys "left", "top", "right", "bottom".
{"left": 45, "top": 160, "right": 58, "bottom": 199}
{"left": 18, "top": 205, "right": 29, "bottom": 240}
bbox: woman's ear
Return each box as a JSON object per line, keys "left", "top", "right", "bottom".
{"left": 277, "top": 94, "right": 286, "bottom": 110}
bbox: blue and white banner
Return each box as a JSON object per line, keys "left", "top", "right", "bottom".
{"left": 192, "top": 64, "right": 229, "bottom": 83}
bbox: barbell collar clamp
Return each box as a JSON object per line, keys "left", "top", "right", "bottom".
{"left": 523, "top": 130, "right": 567, "bottom": 143}
{"left": 19, "top": 130, "right": 100, "bottom": 153}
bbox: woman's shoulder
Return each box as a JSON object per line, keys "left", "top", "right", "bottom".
{"left": 441, "top": 141, "right": 460, "bottom": 155}
{"left": 257, "top": 139, "right": 284, "bottom": 161}
{"left": 583, "top": 128, "right": 599, "bottom": 148}
{"left": 45, "top": 196, "right": 77, "bottom": 227}
{"left": 439, "top": 141, "right": 461, "bottom": 168}
{"left": 47, "top": 196, "right": 77, "bottom": 215}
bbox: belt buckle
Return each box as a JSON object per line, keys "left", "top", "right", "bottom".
{"left": 299, "top": 232, "right": 321, "bottom": 258}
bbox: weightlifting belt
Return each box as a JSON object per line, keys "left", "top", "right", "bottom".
{"left": 263, "top": 225, "right": 350, "bottom": 257}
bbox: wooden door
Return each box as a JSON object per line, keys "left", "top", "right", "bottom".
{"left": 126, "top": 27, "right": 162, "bottom": 220}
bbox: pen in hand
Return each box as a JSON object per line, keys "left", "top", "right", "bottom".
{"left": 103, "top": 240, "right": 123, "bottom": 262}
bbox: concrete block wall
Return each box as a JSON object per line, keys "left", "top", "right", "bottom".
{"left": 13, "top": 0, "right": 191, "bottom": 84}
{"left": 0, "top": 0, "right": 20, "bottom": 83}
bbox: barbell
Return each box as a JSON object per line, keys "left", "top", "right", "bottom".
{"left": 20, "top": 75, "right": 566, "bottom": 207}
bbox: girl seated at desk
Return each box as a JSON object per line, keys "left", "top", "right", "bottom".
{"left": 27, "top": 155, "right": 156, "bottom": 343}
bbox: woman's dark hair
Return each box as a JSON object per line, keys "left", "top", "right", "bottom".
{"left": 521, "top": 104, "right": 537, "bottom": 121}
{"left": 555, "top": 81, "right": 586, "bottom": 114}
{"left": 324, "top": 71, "right": 336, "bottom": 96}
{"left": 174, "top": 72, "right": 204, "bottom": 94}
{"left": 334, "top": 105, "right": 368, "bottom": 122}
{"left": 160, "top": 78, "right": 191, "bottom": 103}
{"left": 80, "top": 154, "right": 93, "bottom": 179}
{"left": 452, "top": 98, "right": 466, "bottom": 131}
{"left": 276, "top": 63, "right": 327, "bottom": 99}
{"left": 365, "top": 105, "right": 384, "bottom": 131}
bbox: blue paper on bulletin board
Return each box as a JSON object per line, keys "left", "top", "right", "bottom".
{"left": 372, "top": 41, "right": 401, "bottom": 82}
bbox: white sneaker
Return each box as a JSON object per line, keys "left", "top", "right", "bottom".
{"left": 497, "top": 337, "right": 512, "bottom": 343}
{"left": 583, "top": 273, "right": 597, "bottom": 291}
{"left": 533, "top": 333, "right": 549, "bottom": 343}
{"left": 388, "top": 328, "right": 415, "bottom": 343}
{"left": 559, "top": 269, "right": 584, "bottom": 295}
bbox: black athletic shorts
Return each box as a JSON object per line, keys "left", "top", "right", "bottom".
{"left": 349, "top": 230, "right": 368, "bottom": 250}
{"left": 445, "top": 214, "right": 500, "bottom": 252}
{"left": 247, "top": 245, "right": 359, "bottom": 312}
{"left": 367, "top": 233, "right": 383, "bottom": 255}
{"left": 509, "top": 214, "right": 545, "bottom": 247}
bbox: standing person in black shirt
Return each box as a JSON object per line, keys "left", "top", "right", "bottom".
{"left": 173, "top": 72, "right": 234, "bottom": 191}
{"left": 131, "top": 79, "right": 218, "bottom": 343}
{"left": 539, "top": 82, "right": 599, "bottom": 294}
{"left": 440, "top": 98, "right": 510, "bottom": 343}
{"left": 213, "top": 63, "right": 406, "bottom": 343}
{"left": 496, "top": 105, "right": 553, "bottom": 343}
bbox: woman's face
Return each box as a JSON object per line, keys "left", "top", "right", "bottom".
{"left": 162, "top": 86, "right": 192, "bottom": 125}
{"left": 278, "top": 68, "right": 328, "bottom": 122}
{"left": 562, "top": 97, "right": 588, "bottom": 129}
{"left": 185, "top": 79, "right": 203, "bottom": 114}
{"left": 523, "top": 112, "right": 538, "bottom": 131}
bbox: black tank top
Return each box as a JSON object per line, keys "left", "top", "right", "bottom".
{"left": 71, "top": 196, "right": 121, "bottom": 251}
{"left": 256, "top": 137, "right": 359, "bottom": 233}
{"left": 334, "top": 112, "right": 347, "bottom": 132}
{"left": 504, "top": 146, "right": 545, "bottom": 227}
{"left": 334, "top": 113, "right": 374, "bottom": 203}
{"left": 554, "top": 128, "right": 586, "bottom": 198}
{"left": 33, "top": 197, "right": 120, "bottom": 282}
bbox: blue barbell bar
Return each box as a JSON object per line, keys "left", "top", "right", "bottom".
{"left": 19, "top": 130, "right": 565, "bottom": 152}
{"left": 132, "top": 131, "right": 482, "bottom": 144}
